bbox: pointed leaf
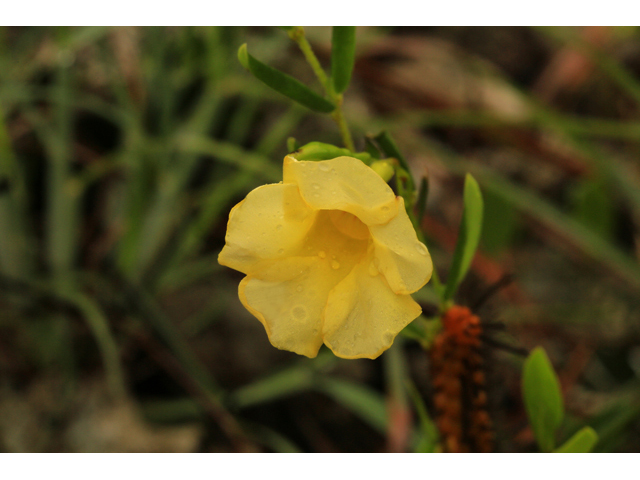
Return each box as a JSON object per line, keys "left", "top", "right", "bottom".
{"left": 417, "top": 176, "right": 429, "bottom": 222}
{"left": 317, "top": 377, "right": 388, "bottom": 434}
{"left": 443, "top": 174, "right": 483, "bottom": 301}
{"left": 554, "top": 427, "right": 598, "bottom": 453}
{"left": 238, "top": 44, "right": 335, "bottom": 113}
{"left": 331, "top": 26, "right": 356, "bottom": 94}
{"left": 523, "top": 347, "right": 564, "bottom": 452}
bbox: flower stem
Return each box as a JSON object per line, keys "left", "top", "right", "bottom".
{"left": 331, "top": 97, "right": 356, "bottom": 152}
{"left": 290, "top": 27, "right": 356, "bottom": 152}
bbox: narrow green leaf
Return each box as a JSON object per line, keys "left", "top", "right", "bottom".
{"left": 443, "top": 174, "right": 483, "bottom": 301}
{"left": 373, "top": 131, "right": 414, "bottom": 191}
{"left": 571, "top": 178, "right": 615, "bottom": 242}
{"left": 406, "top": 381, "right": 439, "bottom": 453}
{"left": 317, "top": 377, "right": 388, "bottom": 434}
{"left": 554, "top": 426, "right": 598, "bottom": 453}
{"left": 417, "top": 176, "right": 429, "bottom": 223}
{"left": 238, "top": 44, "right": 335, "bottom": 113}
{"left": 522, "top": 347, "right": 564, "bottom": 452}
{"left": 331, "top": 26, "right": 356, "bottom": 94}
{"left": 231, "top": 352, "right": 335, "bottom": 409}
{"left": 481, "top": 188, "right": 520, "bottom": 256}
{"left": 364, "top": 136, "right": 381, "bottom": 159}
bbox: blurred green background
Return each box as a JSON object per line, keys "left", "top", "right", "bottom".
{"left": 1, "top": 26, "right": 640, "bottom": 452}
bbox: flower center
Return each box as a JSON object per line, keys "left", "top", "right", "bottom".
{"left": 329, "top": 210, "right": 370, "bottom": 240}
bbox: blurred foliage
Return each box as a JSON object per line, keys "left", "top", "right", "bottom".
{"left": 2, "top": 26, "right": 640, "bottom": 452}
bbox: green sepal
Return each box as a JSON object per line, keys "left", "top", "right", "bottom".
{"left": 523, "top": 347, "right": 565, "bottom": 452}
{"left": 443, "top": 174, "right": 483, "bottom": 302}
{"left": 331, "top": 26, "right": 356, "bottom": 94}
{"left": 238, "top": 44, "right": 335, "bottom": 113}
{"left": 288, "top": 141, "right": 371, "bottom": 163}
{"left": 554, "top": 427, "right": 598, "bottom": 453}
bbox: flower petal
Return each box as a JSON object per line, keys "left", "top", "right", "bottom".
{"left": 218, "top": 183, "right": 316, "bottom": 274}
{"left": 369, "top": 197, "right": 433, "bottom": 295}
{"left": 322, "top": 258, "right": 422, "bottom": 359}
{"left": 283, "top": 156, "right": 398, "bottom": 226}
{"left": 239, "top": 256, "right": 345, "bottom": 358}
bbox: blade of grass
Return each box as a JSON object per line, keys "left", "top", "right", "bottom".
{"left": 424, "top": 138, "right": 640, "bottom": 291}
{"left": 316, "top": 377, "right": 388, "bottom": 434}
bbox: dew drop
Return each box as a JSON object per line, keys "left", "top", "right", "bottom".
{"left": 331, "top": 260, "right": 340, "bottom": 270}
{"left": 312, "top": 183, "right": 320, "bottom": 190}
{"left": 415, "top": 242, "right": 428, "bottom": 256}
{"left": 278, "top": 248, "right": 284, "bottom": 254}
{"left": 318, "top": 163, "right": 330, "bottom": 172}
{"left": 313, "top": 192, "right": 320, "bottom": 198}
{"left": 296, "top": 285, "right": 303, "bottom": 293}
{"left": 381, "top": 205, "right": 389, "bottom": 212}
{"left": 276, "top": 224, "right": 283, "bottom": 231}
{"left": 318, "top": 250, "right": 326, "bottom": 258}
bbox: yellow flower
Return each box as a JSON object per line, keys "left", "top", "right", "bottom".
{"left": 218, "top": 155, "right": 433, "bottom": 359}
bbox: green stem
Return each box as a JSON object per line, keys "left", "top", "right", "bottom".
{"left": 290, "top": 27, "right": 355, "bottom": 152}
{"left": 332, "top": 97, "right": 355, "bottom": 152}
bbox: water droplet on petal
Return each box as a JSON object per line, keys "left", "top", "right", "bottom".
{"left": 318, "top": 251, "right": 326, "bottom": 258}
{"left": 278, "top": 248, "right": 284, "bottom": 254}
{"left": 296, "top": 285, "right": 303, "bottom": 293}
{"left": 415, "top": 242, "right": 429, "bottom": 256}
{"left": 331, "top": 260, "right": 340, "bottom": 270}
{"left": 381, "top": 205, "right": 389, "bottom": 212}
{"left": 276, "top": 224, "right": 283, "bottom": 231}
{"left": 318, "top": 163, "right": 330, "bottom": 172}
{"left": 312, "top": 183, "right": 320, "bottom": 190}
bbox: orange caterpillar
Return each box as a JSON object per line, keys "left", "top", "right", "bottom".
{"left": 430, "top": 305, "right": 494, "bottom": 453}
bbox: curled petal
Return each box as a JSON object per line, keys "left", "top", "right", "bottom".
{"left": 218, "top": 183, "right": 315, "bottom": 274}
{"left": 240, "top": 256, "right": 346, "bottom": 358}
{"left": 369, "top": 197, "right": 433, "bottom": 295}
{"left": 283, "top": 156, "right": 397, "bottom": 226}
{"left": 322, "top": 258, "right": 422, "bottom": 359}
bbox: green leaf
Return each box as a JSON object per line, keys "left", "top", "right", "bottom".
{"left": 481, "top": 188, "right": 520, "bottom": 256}
{"left": 443, "top": 174, "right": 483, "bottom": 301}
{"left": 238, "top": 44, "right": 335, "bottom": 113}
{"left": 331, "top": 27, "right": 356, "bottom": 94}
{"left": 522, "top": 347, "right": 564, "bottom": 452}
{"left": 416, "top": 176, "right": 429, "bottom": 223}
{"left": 571, "top": 177, "right": 615, "bottom": 242}
{"left": 317, "top": 377, "right": 388, "bottom": 434}
{"left": 231, "top": 352, "right": 335, "bottom": 409}
{"left": 373, "top": 131, "right": 414, "bottom": 191}
{"left": 406, "top": 381, "right": 439, "bottom": 453}
{"left": 554, "top": 426, "right": 598, "bottom": 453}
